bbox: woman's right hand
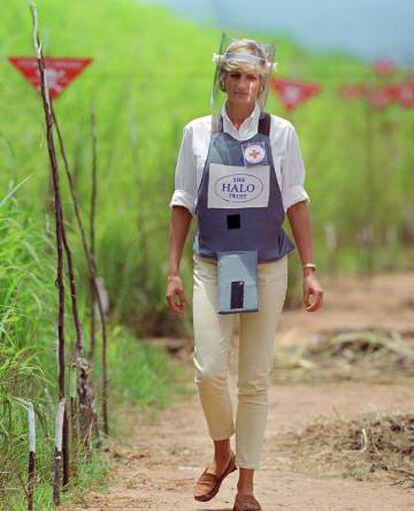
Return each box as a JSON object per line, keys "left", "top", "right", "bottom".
{"left": 165, "top": 275, "right": 188, "bottom": 314}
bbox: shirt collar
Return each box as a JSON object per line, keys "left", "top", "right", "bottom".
{"left": 221, "top": 102, "right": 261, "bottom": 141}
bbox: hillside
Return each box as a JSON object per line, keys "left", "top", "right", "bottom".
{"left": 1, "top": 0, "right": 413, "bottom": 333}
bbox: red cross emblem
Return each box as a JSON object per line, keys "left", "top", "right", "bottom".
{"left": 249, "top": 149, "right": 261, "bottom": 160}
{"left": 243, "top": 143, "right": 265, "bottom": 165}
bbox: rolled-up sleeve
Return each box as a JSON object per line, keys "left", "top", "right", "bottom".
{"left": 281, "top": 126, "right": 310, "bottom": 212}
{"left": 169, "top": 125, "right": 197, "bottom": 216}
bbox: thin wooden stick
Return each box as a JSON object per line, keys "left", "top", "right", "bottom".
{"left": 57, "top": 166, "right": 94, "bottom": 455}
{"left": 69, "top": 365, "right": 79, "bottom": 477}
{"left": 51, "top": 105, "right": 109, "bottom": 436}
{"left": 28, "top": 0, "right": 70, "bottom": 486}
{"left": 90, "top": 104, "right": 97, "bottom": 362}
{"left": 77, "top": 356, "right": 94, "bottom": 457}
{"left": 89, "top": 106, "right": 102, "bottom": 448}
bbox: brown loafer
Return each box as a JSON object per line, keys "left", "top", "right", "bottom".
{"left": 194, "top": 452, "right": 237, "bottom": 502}
{"left": 232, "top": 493, "right": 262, "bottom": 511}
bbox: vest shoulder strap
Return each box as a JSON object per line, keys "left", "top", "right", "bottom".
{"left": 212, "top": 114, "right": 223, "bottom": 133}
{"left": 258, "top": 113, "right": 271, "bottom": 136}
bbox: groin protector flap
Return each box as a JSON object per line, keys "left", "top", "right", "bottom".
{"left": 217, "top": 251, "right": 259, "bottom": 314}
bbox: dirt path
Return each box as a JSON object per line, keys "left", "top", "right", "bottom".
{"left": 66, "top": 272, "right": 414, "bottom": 511}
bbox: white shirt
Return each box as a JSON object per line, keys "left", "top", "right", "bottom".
{"left": 169, "top": 103, "right": 310, "bottom": 216}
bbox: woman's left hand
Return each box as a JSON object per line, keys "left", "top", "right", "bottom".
{"left": 302, "top": 272, "right": 324, "bottom": 312}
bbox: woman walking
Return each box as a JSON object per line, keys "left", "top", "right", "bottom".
{"left": 166, "top": 37, "right": 324, "bottom": 511}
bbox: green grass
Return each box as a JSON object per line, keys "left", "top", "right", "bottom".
{"left": 1, "top": 0, "right": 413, "bottom": 335}
{"left": 4, "top": 448, "right": 112, "bottom": 511}
{"left": 0, "top": 186, "right": 193, "bottom": 509}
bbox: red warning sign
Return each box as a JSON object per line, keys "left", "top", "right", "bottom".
{"left": 339, "top": 81, "right": 414, "bottom": 109}
{"left": 269, "top": 78, "right": 321, "bottom": 111}
{"left": 8, "top": 57, "right": 92, "bottom": 100}
{"left": 364, "top": 85, "right": 396, "bottom": 109}
{"left": 393, "top": 81, "right": 414, "bottom": 109}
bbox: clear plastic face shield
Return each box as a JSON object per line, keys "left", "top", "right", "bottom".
{"left": 209, "top": 34, "right": 277, "bottom": 129}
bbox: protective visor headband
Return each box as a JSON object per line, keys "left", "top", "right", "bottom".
{"left": 212, "top": 52, "right": 277, "bottom": 73}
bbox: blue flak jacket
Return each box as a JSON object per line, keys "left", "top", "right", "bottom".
{"left": 192, "top": 112, "right": 295, "bottom": 314}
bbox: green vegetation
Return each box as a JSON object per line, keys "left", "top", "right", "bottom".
{"left": 0, "top": 188, "right": 192, "bottom": 508}
{"left": 2, "top": 0, "right": 412, "bottom": 328}
{"left": 1, "top": 0, "right": 414, "bottom": 507}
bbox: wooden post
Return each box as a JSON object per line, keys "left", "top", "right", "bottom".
{"left": 28, "top": 2, "right": 70, "bottom": 485}
{"left": 52, "top": 105, "right": 109, "bottom": 436}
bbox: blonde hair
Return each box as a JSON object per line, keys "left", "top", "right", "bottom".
{"left": 218, "top": 39, "right": 270, "bottom": 94}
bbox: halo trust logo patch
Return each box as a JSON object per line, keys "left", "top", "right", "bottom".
{"left": 214, "top": 173, "right": 263, "bottom": 203}
{"left": 242, "top": 142, "right": 267, "bottom": 166}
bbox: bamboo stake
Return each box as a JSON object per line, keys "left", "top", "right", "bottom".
{"left": 69, "top": 365, "right": 79, "bottom": 477}
{"left": 90, "top": 104, "right": 97, "bottom": 362}
{"left": 77, "top": 356, "right": 95, "bottom": 456}
{"left": 28, "top": 0, "right": 70, "bottom": 485}
{"left": 51, "top": 106, "right": 109, "bottom": 436}
{"left": 57, "top": 187, "right": 94, "bottom": 454}
{"left": 89, "top": 106, "right": 102, "bottom": 448}
{"left": 55, "top": 181, "right": 95, "bottom": 455}
{"left": 27, "top": 402, "right": 36, "bottom": 511}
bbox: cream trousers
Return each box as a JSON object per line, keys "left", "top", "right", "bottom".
{"left": 192, "top": 251, "right": 288, "bottom": 469}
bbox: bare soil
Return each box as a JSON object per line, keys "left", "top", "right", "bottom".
{"left": 65, "top": 271, "right": 414, "bottom": 511}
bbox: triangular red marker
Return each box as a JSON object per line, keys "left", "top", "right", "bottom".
{"left": 270, "top": 77, "right": 321, "bottom": 112}
{"left": 393, "top": 81, "right": 414, "bottom": 109}
{"left": 8, "top": 57, "right": 93, "bottom": 100}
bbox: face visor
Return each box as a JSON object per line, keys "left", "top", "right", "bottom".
{"left": 209, "top": 34, "right": 277, "bottom": 115}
